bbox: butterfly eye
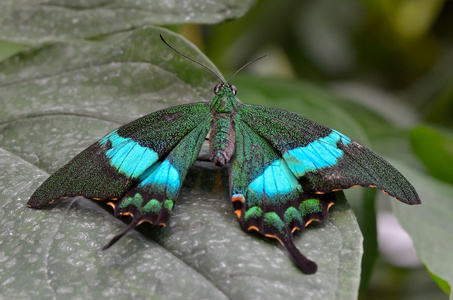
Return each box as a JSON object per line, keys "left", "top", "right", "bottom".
{"left": 214, "top": 83, "right": 223, "bottom": 94}
{"left": 230, "top": 84, "right": 237, "bottom": 95}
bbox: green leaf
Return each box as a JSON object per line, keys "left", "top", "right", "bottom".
{"left": 390, "top": 161, "right": 453, "bottom": 296}
{"left": 0, "top": 0, "right": 255, "bottom": 44}
{"left": 0, "top": 27, "right": 363, "bottom": 299}
{"left": 428, "top": 269, "right": 451, "bottom": 296}
{"left": 0, "top": 40, "right": 25, "bottom": 62}
{"left": 410, "top": 125, "right": 453, "bottom": 184}
{"left": 381, "top": 0, "right": 446, "bottom": 39}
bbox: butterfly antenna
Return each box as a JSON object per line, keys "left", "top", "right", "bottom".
{"left": 228, "top": 54, "right": 267, "bottom": 84}
{"left": 160, "top": 34, "right": 224, "bottom": 83}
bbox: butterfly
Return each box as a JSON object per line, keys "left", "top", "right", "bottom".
{"left": 27, "top": 34, "right": 420, "bottom": 274}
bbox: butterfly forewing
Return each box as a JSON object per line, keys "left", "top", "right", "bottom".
{"left": 238, "top": 104, "right": 420, "bottom": 205}
{"left": 28, "top": 102, "right": 211, "bottom": 208}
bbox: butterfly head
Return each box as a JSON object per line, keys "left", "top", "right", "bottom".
{"left": 214, "top": 83, "right": 237, "bottom": 96}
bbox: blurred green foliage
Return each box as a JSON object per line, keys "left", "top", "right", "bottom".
{"left": 198, "top": 0, "right": 453, "bottom": 128}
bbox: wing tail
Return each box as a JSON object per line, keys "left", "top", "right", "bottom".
{"left": 283, "top": 234, "right": 318, "bottom": 275}
{"left": 102, "top": 221, "right": 137, "bottom": 250}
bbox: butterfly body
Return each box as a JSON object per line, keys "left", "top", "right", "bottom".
{"left": 28, "top": 40, "right": 420, "bottom": 275}
{"left": 209, "top": 83, "right": 245, "bottom": 165}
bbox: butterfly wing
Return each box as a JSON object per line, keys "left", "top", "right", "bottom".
{"left": 231, "top": 103, "right": 420, "bottom": 273}
{"left": 231, "top": 121, "right": 336, "bottom": 274}
{"left": 28, "top": 102, "right": 211, "bottom": 246}
{"left": 238, "top": 104, "right": 420, "bottom": 205}
{"left": 102, "top": 117, "right": 211, "bottom": 248}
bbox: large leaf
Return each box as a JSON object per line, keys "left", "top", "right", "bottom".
{"left": 0, "top": 27, "right": 363, "bottom": 299}
{"left": 390, "top": 161, "right": 453, "bottom": 298}
{"left": 410, "top": 126, "right": 453, "bottom": 184}
{"left": 0, "top": 0, "right": 255, "bottom": 44}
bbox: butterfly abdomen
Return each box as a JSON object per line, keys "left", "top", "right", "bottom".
{"left": 210, "top": 115, "right": 236, "bottom": 166}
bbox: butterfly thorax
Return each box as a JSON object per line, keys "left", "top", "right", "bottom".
{"left": 209, "top": 83, "right": 240, "bottom": 113}
{"left": 209, "top": 84, "right": 240, "bottom": 166}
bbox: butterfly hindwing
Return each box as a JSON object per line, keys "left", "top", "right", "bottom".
{"left": 238, "top": 104, "right": 420, "bottom": 205}
{"left": 231, "top": 121, "right": 336, "bottom": 274}
{"left": 102, "top": 119, "right": 211, "bottom": 249}
{"left": 27, "top": 102, "right": 211, "bottom": 208}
